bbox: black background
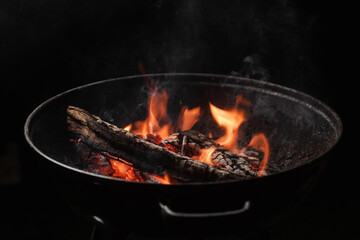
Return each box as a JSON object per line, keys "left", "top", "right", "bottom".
{"left": 0, "top": 0, "right": 355, "bottom": 239}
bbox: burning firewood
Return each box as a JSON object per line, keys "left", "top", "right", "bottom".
{"left": 163, "top": 130, "right": 262, "bottom": 176}
{"left": 66, "top": 106, "right": 250, "bottom": 182}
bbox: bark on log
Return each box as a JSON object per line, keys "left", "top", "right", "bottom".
{"left": 66, "top": 106, "right": 247, "bottom": 182}
{"left": 164, "top": 130, "right": 260, "bottom": 177}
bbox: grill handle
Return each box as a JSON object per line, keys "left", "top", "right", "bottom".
{"left": 159, "top": 200, "right": 251, "bottom": 218}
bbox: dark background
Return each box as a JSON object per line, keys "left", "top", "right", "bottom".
{"left": 0, "top": 0, "right": 354, "bottom": 239}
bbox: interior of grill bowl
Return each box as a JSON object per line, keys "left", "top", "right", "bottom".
{"left": 27, "top": 74, "right": 341, "bottom": 179}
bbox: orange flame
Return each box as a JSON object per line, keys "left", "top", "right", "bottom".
{"left": 152, "top": 173, "right": 171, "bottom": 184}
{"left": 124, "top": 124, "right": 132, "bottom": 132}
{"left": 235, "top": 95, "right": 251, "bottom": 107}
{"left": 177, "top": 106, "right": 201, "bottom": 131}
{"left": 130, "top": 81, "right": 202, "bottom": 139}
{"left": 209, "top": 96, "right": 247, "bottom": 153}
{"left": 132, "top": 85, "right": 173, "bottom": 139}
{"left": 193, "top": 147, "right": 216, "bottom": 165}
{"left": 247, "top": 133, "right": 270, "bottom": 176}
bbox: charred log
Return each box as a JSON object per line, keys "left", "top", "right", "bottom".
{"left": 66, "top": 106, "right": 246, "bottom": 182}
{"left": 164, "top": 130, "right": 261, "bottom": 177}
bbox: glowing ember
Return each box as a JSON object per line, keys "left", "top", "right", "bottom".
{"left": 109, "top": 158, "right": 143, "bottom": 181}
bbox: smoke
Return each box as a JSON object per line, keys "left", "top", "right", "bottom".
{"left": 143, "top": 0, "right": 204, "bottom": 73}
{"left": 231, "top": 54, "right": 270, "bottom": 81}
{"left": 138, "top": 0, "right": 320, "bottom": 94}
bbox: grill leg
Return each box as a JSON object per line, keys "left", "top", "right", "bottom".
{"left": 90, "top": 224, "right": 130, "bottom": 240}
{"left": 90, "top": 225, "right": 103, "bottom": 240}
